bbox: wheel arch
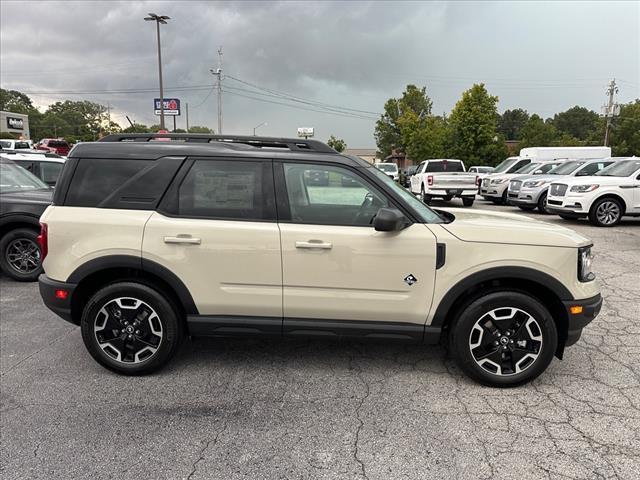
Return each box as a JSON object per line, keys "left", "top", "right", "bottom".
{"left": 432, "top": 267, "right": 571, "bottom": 358}
{"left": 68, "top": 255, "right": 198, "bottom": 327}
{"left": 0, "top": 214, "right": 41, "bottom": 238}
{"left": 591, "top": 193, "right": 627, "bottom": 215}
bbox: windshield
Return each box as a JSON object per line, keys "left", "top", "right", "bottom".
{"left": 515, "top": 163, "right": 541, "bottom": 174}
{"left": 477, "top": 167, "right": 493, "bottom": 173}
{"left": 492, "top": 158, "right": 517, "bottom": 173}
{"left": 0, "top": 161, "right": 50, "bottom": 194}
{"left": 549, "top": 161, "right": 585, "bottom": 175}
{"left": 369, "top": 167, "right": 444, "bottom": 223}
{"left": 376, "top": 163, "right": 398, "bottom": 173}
{"left": 596, "top": 159, "right": 640, "bottom": 177}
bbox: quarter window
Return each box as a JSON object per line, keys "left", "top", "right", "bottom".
{"left": 178, "top": 160, "right": 269, "bottom": 220}
{"left": 40, "top": 162, "right": 64, "bottom": 185}
{"left": 282, "top": 163, "right": 388, "bottom": 226}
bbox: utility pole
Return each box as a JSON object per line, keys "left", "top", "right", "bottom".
{"left": 145, "top": 13, "right": 170, "bottom": 130}
{"left": 603, "top": 79, "right": 619, "bottom": 147}
{"left": 186, "top": 102, "right": 190, "bottom": 132}
{"left": 210, "top": 46, "right": 223, "bottom": 134}
{"left": 106, "top": 103, "right": 111, "bottom": 133}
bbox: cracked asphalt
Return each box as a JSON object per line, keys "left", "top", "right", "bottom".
{"left": 1, "top": 200, "right": 639, "bottom": 480}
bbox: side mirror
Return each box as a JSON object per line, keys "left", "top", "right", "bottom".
{"left": 374, "top": 207, "right": 406, "bottom": 232}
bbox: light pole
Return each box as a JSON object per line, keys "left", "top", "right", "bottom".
{"left": 253, "top": 122, "right": 267, "bottom": 136}
{"left": 144, "top": 13, "right": 170, "bottom": 130}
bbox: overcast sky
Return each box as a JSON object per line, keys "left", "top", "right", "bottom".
{"left": 1, "top": 1, "right": 638, "bottom": 147}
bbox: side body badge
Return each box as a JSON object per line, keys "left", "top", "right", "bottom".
{"left": 404, "top": 274, "right": 418, "bottom": 286}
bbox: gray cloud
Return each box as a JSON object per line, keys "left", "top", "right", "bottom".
{"left": 1, "top": 0, "right": 638, "bottom": 147}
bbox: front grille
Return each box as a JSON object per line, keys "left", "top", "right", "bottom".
{"left": 550, "top": 183, "right": 568, "bottom": 197}
{"left": 509, "top": 180, "right": 522, "bottom": 192}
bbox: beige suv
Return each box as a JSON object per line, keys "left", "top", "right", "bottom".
{"left": 38, "top": 134, "right": 602, "bottom": 387}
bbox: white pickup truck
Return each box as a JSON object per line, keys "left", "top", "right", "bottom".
{"left": 410, "top": 159, "right": 478, "bottom": 206}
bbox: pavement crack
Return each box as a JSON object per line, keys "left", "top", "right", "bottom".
{"left": 349, "top": 350, "right": 371, "bottom": 480}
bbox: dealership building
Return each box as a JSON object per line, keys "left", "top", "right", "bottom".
{"left": 0, "top": 111, "right": 30, "bottom": 139}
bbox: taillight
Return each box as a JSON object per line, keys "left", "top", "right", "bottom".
{"left": 427, "top": 175, "right": 433, "bottom": 186}
{"left": 476, "top": 176, "right": 480, "bottom": 186}
{"left": 37, "top": 222, "right": 48, "bottom": 261}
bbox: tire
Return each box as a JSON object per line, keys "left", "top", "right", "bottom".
{"left": 588, "top": 197, "right": 623, "bottom": 227}
{"left": 421, "top": 185, "right": 432, "bottom": 204}
{"left": 450, "top": 291, "right": 557, "bottom": 387}
{"left": 443, "top": 195, "right": 453, "bottom": 202}
{"left": 517, "top": 205, "right": 536, "bottom": 211}
{"left": 80, "top": 282, "right": 183, "bottom": 375}
{"left": 462, "top": 197, "right": 475, "bottom": 207}
{"left": 501, "top": 189, "right": 508, "bottom": 205}
{"left": 0, "top": 228, "right": 43, "bottom": 282}
{"left": 537, "top": 192, "right": 549, "bottom": 214}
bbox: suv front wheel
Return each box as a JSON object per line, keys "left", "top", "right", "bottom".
{"left": 450, "top": 291, "right": 557, "bottom": 387}
{"left": 80, "top": 282, "right": 183, "bottom": 375}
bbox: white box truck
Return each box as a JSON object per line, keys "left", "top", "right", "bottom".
{"left": 519, "top": 146, "right": 611, "bottom": 161}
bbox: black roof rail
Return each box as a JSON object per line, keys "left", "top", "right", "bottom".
{"left": 98, "top": 133, "right": 336, "bottom": 153}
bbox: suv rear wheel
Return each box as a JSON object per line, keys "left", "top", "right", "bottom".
{"left": 0, "top": 228, "right": 43, "bottom": 282}
{"left": 80, "top": 282, "right": 183, "bottom": 375}
{"left": 450, "top": 291, "right": 557, "bottom": 387}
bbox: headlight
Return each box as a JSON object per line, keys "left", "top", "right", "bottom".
{"left": 570, "top": 184, "right": 599, "bottom": 193}
{"left": 491, "top": 178, "right": 509, "bottom": 184}
{"left": 524, "top": 180, "right": 548, "bottom": 188}
{"left": 578, "top": 246, "right": 595, "bottom": 282}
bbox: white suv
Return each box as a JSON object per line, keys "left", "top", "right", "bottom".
{"left": 38, "top": 134, "right": 602, "bottom": 387}
{"left": 547, "top": 158, "right": 640, "bottom": 227}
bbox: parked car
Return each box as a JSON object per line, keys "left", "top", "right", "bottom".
{"left": 469, "top": 166, "right": 494, "bottom": 191}
{"left": 410, "top": 159, "right": 478, "bottom": 206}
{"left": 508, "top": 158, "right": 617, "bottom": 213}
{"left": 481, "top": 161, "right": 565, "bottom": 205}
{"left": 38, "top": 133, "right": 601, "bottom": 387}
{"left": 0, "top": 157, "right": 53, "bottom": 281}
{"left": 480, "top": 157, "right": 533, "bottom": 202}
{"left": 0, "top": 151, "right": 66, "bottom": 187}
{"left": 0, "top": 139, "right": 33, "bottom": 150}
{"left": 401, "top": 165, "right": 418, "bottom": 188}
{"left": 546, "top": 158, "right": 640, "bottom": 227}
{"left": 375, "top": 162, "right": 399, "bottom": 181}
{"left": 34, "top": 138, "right": 71, "bottom": 156}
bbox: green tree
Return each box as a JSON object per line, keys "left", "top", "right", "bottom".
{"left": 498, "top": 108, "right": 529, "bottom": 140}
{"left": 518, "top": 114, "right": 558, "bottom": 147}
{"left": 448, "top": 84, "right": 507, "bottom": 165}
{"left": 327, "top": 134, "right": 346, "bottom": 152}
{"left": 612, "top": 100, "right": 640, "bottom": 156}
{"left": 398, "top": 112, "right": 448, "bottom": 160}
{"left": 374, "top": 84, "right": 433, "bottom": 158}
{"left": 551, "top": 106, "right": 601, "bottom": 141}
{"left": 0, "top": 88, "right": 39, "bottom": 115}
{"left": 187, "top": 125, "right": 214, "bottom": 133}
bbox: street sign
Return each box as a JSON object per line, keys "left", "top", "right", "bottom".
{"left": 297, "top": 127, "right": 314, "bottom": 138}
{"left": 154, "top": 98, "right": 181, "bottom": 116}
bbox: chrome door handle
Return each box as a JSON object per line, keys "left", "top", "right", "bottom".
{"left": 295, "top": 240, "right": 333, "bottom": 250}
{"left": 163, "top": 235, "right": 201, "bottom": 245}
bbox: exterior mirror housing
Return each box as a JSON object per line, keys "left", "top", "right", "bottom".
{"left": 374, "top": 208, "right": 406, "bottom": 232}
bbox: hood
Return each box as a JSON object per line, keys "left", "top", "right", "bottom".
{"left": 0, "top": 188, "right": 53, "bottom": 205}
{"left": 551, "top": 175, "right": 632, "bottom": 186}
{"left": 439, "top": 208, "right": 591, "bottom": 248}
{"left": 512, "top": 174, "right": 565, "bottom": 184}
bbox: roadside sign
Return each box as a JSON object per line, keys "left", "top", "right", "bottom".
{"left": 297, "top": 127, "right": 314, "bottom": 138}
{"left": 154, "top": 98, "right": 181, "bottom": 116}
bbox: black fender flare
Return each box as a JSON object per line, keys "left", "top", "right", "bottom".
{"left": 67, "top": 254, "right": 198, "bottom": 314}
{"left": 430, "top": 266, "right": 574, "bottom": 327}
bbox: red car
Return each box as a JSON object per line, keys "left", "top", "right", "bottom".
{"left": 35, "top": 138, "right": 71, "bottom": 156}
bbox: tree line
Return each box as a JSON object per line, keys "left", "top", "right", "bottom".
{"left": 375, "top": 84, "right": 639, "bottom": 165}
{"left": 0, "top": 89, "right": 212, "bottom": 142}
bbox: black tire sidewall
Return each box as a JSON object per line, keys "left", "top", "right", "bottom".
{"left": 589, "top": 197, "right": 622, "bottom": 227}
{"left": 537, "top": 192, "right": 548, "bottom": 214}
{"left": 0, "top": 228, "right": 43, "bottom": 282}
{"left": 451, "top": 291, "right": 558, "bottom": 387}
{"left": 80, "top": 282, "right": 182, "bottom": 375}
{"left": 462, "top": 198, "right": 474, "bottom": 207}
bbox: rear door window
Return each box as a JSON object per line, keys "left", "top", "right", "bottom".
{"left": 176, "top": 159, "right": 274, "bottom": 220}
{"left": 39, "top": 162, "right": 64, "bottom": 185}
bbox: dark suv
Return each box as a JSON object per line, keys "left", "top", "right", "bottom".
{"left": 0, "top": 158, "right": 52, "bottom": 281}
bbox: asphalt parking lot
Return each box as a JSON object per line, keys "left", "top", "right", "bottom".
{"left": 1, "top": 199, "right": 639, "bottom": 480}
